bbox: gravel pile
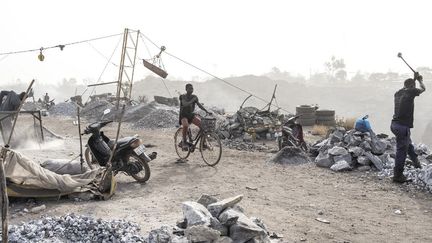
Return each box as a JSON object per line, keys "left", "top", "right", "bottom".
{"left": 133, "top": 109, "right": 179, "bottom": 129}
{"left": 23, "top": 102, "right": 43, "bottom": 111}
{"left": 222, "top": 138, "right": 272, "bottom": 152}
{"left": 2, "top": 214, "right": 145, "bottom": 243}
{"left": 312, "top": 127, "right": 432, "bottom": 193}
{"left": 80, "top": 100, "right": 114, "bottom": 121}
{"left": 48, "top": 102, "right": 77, "bottom": 117}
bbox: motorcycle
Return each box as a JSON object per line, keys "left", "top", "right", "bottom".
{"left": 83, "top": 109, "right": 156, "bottom": 183}
{"left": 275, "top": 115, "right": 309, "bottom": 152}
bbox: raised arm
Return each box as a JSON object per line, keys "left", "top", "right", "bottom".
{"left": 195, "top": 97, "right": 210, "bottom": 113}
{"left": 417, "top": 75, "right": 426, "bottom": 93}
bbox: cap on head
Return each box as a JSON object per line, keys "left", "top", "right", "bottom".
{"left": 404, "top": 78, "right": 415, "bottom": 88}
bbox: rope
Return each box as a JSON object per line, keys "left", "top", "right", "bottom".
{"left": 0, "top": 55, "right": 8, "bottom": 62}
{"left": 139, "top": 32, "right": 290, "bottom": 113}
{"left": 83, "top": 35, "right": 123, "bottom": 102}
{"left": 0, "top": 33, "right": 124, "bottom": 56}
{"left": 86, "top": 42, "right": 118, "bottom": 67}
{"left": 164, "top": 51, "right": 291, "bottom": 113}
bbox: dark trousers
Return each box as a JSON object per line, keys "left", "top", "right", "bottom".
{"left": 390, "top": 121, "right": 417, "bottom": 174}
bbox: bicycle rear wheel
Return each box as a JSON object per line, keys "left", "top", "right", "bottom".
{"left": 200, "top": 132, "right": 222, "bottom": 166}
{"left": 174, "top": 127, "right": 191, "bottom": 159}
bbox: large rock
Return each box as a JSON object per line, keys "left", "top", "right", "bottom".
{"left": 334, "top": 153, "right": 352, "bottom": 164}
{"left": 210, "top": 217, "right": 229, "bottom": 236}
{"left": 371, "top": 138, "right": 387, "bottom": 155}
{"left": 215, "top": 236, "right": 234, "bottom": 243}
{"left": 197, "top": 194, "right": 218, "bottom": 208}
{"left": 229, "top": 211, "right": 267, "bottom": 243}
{"left": 219, "top": 208, "right": 240, "bottom": 226}
{"left": 328, "top": 146, "right": 348, "bottom": 156}
{"left": 348, "top": 147, "right": 364, "bottom": 157}
{"left": 148, "top": 226, "right": 172, "bottom": 243}
{"left": 357, "top": 156, "right": 371, "bottom": 166}
{"left": 182, "top": 201, "right": 213, "bottom": 226}
{"left": 360, "top": 141, "right": 372, "bottom": 151}
{"left": 315, "top": 153, "right": 334, "bottom": 168}
{"left": 171, "top": 236, "right": 189, "bottom": 243}
{"left": 268, "top": 147, "right": 310, "bottom": 165}
{"left": 364, "top": 152, "right": 384, "bottom": 171}
{"left": 330, "top": 160, "right": 352, "bottom": 172}
{"left": 208, "top": 195, "right": 243, "bottom": 217}
{"left": 184, "top": 225, "right": 221, "bottom": 242}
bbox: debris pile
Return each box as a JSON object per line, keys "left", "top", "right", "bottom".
{"left": 134, "top": 109, "right": 179, "bottom": 129}
{"left": 48, "top": 102, "right": 77, "bottom": 117}
{"left": 22, "top": 102, "right": 43, "bottom": 111}
{"left": 312, "top": 128, "right": 432, "bottom": 192}
{"left": 217, "top": 107, "right": 283, "bottom": 141}
{"left": 80, "top": 100, "right": 114, "bottom": 120}
{"left": 268, "top": 147, "right": 311, "bottom": 165}
{"left": 222, "top": 138, "right": 272, "bottom": 152}
{"left": 147, "top": 194, "right": 282, "bottom": 243}
{"left": 2, "top": 214, "right": 145, "bottom": 243}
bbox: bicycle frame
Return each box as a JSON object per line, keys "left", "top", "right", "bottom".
{"left": 187, "top": 128, "right": 204, "bottom": 151}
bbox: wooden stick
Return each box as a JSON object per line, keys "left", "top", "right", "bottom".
{"left": 0, "top": 147, "right": 9, "bottom": 242}
{"left": 1, "top": 79, "right": 35, "bottom": 243}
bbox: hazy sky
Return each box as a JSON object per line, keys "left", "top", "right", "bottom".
{"left": 1, "top": 0, "right": 431, "bottom": 85}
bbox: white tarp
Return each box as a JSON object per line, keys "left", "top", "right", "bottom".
{"left": 3, "top": 148, "right": 99, "bottom": 192}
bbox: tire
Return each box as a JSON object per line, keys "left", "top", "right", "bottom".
{"left": 85, "top": 147, "right": 100, "bottom": 170}
{"left": 200, "top": 132, "right": 222, "bottom": 166}
{"left": 296, "top": 106, "right": 316, "bottom": 114}
{"left": 174, "top": 127, "right": 191, "bottom": 160}
{"left": 130, "top": 154, "right": 151, "bottom": 183}
{"left": 316, "top": 110, "right": 335, "bottom": 116}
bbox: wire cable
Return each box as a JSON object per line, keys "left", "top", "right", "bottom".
{"left": 164, "top": 51, "right": 291, "bottom": 113}
{"left": 0, "top": 33, "right": 123, "bottom": 56}
{"left": 139, "top": 32, "right": 290, "bottom": 113}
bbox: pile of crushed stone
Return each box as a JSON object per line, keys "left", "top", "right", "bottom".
{"left": 48, "top": 102, "right": 77, "bottom": 117}
{"left": 2, "top": 214, "right": 144, "bottom": 243}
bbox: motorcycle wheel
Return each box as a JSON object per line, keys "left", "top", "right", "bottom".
{"left": 85, "top": 147, "right": 100, "bottom": 170}
{"left": 130, "top": 154, "right": 151, "bottom": 183}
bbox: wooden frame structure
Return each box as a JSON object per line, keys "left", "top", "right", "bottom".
{"left": 0, "top": 110, "right": 45, "bottom": 144}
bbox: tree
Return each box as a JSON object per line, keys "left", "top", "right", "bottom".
{"left": 324, "top": 56, "right": 347, "bottom": 82}
{"left": 351, "top": 71, "right": 367, "bottom": 83}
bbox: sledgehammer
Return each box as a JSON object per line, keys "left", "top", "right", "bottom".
{"left": 397, "top": 52, "right": 416, "bottom": 73}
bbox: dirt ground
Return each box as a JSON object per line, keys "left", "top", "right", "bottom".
{"left": 6, "top": 116, "right": 432, "bottom": 243}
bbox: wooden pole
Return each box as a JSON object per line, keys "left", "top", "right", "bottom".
{"left": 1, "top": 79, "right": 35, "bottom": 242}
{"left": 0, "top": 147, "right": 9, "bottom": 242}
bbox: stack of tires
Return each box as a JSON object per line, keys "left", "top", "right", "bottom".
{"left": 295, "top": 105, "right": 316, "bottom": 126}
{"left": 316, "top": 110, "right": 336, "bottom": 126}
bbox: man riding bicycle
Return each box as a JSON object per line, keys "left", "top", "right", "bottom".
{"left": 179, "top": 83, "right": 211, "bottom": 150}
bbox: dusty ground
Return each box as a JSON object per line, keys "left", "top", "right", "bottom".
{"left": 6, "top": 116, "right": 432, "bottom": 243}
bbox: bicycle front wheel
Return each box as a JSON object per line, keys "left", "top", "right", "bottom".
{"left": 174, "top": 127, "right": 191, "bottom": 160}
{"left": 200, "top": 132, "right": 222, "bottom": 166}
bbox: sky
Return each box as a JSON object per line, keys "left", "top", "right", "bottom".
{"left": 1, "top": 0, "right": 432, "bottom": 85}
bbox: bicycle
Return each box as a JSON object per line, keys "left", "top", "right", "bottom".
{"left": 174, "top": 116, "right": 222, "bottom": 166}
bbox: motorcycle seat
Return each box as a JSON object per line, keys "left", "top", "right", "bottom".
{"left": 108, "top": 136, "right": 139, "bottom": 149}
